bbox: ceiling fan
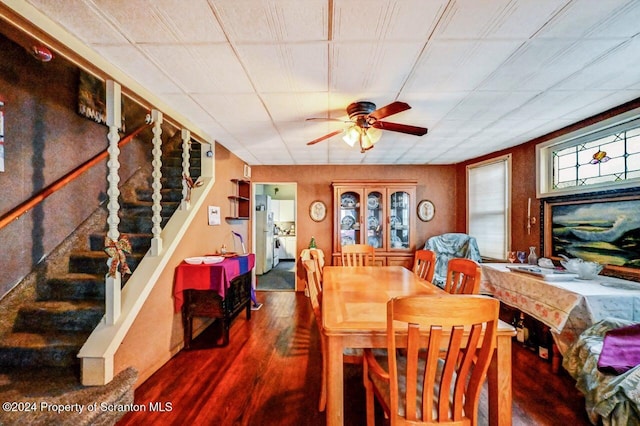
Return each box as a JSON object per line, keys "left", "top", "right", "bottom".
{"left": 306, "top": 101, "right": 428, "bottom": 153}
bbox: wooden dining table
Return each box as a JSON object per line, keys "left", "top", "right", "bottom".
{"left": 322, "top": 265, "right": 516, "bottom": 426}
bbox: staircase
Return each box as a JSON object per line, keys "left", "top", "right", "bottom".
{"left": 0, "top": 137, "right": 200, "bottom": 422}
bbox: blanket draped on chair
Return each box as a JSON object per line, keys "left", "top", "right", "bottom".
{"left": 424, "top": 233, "right": 481, "bottom": 286}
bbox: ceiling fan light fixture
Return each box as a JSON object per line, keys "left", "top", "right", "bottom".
{"left": 342, "top": 126, "right": 359, "bottom": 147}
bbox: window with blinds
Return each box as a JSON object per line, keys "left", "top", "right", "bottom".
{"left": 467, "top": 155, "right": 511, "bottom": 260}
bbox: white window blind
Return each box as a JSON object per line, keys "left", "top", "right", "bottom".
{"left": 467, "top": 155, "right": 511, "bottom": 260}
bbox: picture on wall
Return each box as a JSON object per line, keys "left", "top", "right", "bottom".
{"left": 78, "top": 70, "right": 125, "bottom": 131}
{"left": 543, "top": 195, "right": 640, "bottom": 272}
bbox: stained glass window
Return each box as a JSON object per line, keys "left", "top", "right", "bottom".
{"left": 538, "top": 112, "right": 640, "bottom": 197}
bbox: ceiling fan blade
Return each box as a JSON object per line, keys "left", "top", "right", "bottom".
{"left": 306, "top": 129, "right": 344, "bottom": 145}
{"left": 306, "top": 117, "right": 351, "bottom": 123}
{"left": 368, "top": 101, "right": 411, "bottom": 120}
{"left": 372, "top": 121, "right": 428, "bottom": 136}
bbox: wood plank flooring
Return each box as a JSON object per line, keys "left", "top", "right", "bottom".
{"left": 117, "top": 291, "right": 592, "bottom": 426}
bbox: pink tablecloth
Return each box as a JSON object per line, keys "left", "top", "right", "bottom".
{"left": 174, "top": 253, "right": 255, "bottom": 312}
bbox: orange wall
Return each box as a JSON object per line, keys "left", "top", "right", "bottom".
{"left": 252, "top": 165, "right": 459, "bottom": 288}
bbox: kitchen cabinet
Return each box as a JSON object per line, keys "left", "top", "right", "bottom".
{"left": 279, "top": 200, "right": 295, "bottom": 222}
{"left": 280, "top": 236, "right": 296, "bottom": 260}
{"left": 331, "top": 180, "right": 416, "bottom": 266}
{"left": 272, "top": 199, "right": 295, "bottom": 222}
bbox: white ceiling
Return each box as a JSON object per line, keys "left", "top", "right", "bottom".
{"left": 16, "top": 0, "right": 640, "bottom": 165}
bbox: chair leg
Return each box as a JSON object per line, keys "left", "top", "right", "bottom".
{"left": 319, "top": 346, "right": 327, "bottom": 412}
{"left": 363, "top": 362, "right": 376, "bottom": 426}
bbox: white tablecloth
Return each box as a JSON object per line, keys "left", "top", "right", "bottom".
{"left": 481, "top": 263, "right": 640, "bottom": 354}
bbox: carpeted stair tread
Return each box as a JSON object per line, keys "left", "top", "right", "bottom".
{"left": 0, "top": 331, "right": 91, "bottom": 367}
{"left": 0, "top": 331, "right": 89, "bottom": 348}
{"left": 89, "top": 232, "right": 152, "bottom": 252}
{"left": 68, "top": 251, "right": 145, "bottom": 275}
{"left": 14, "top": 300, "right": 104, "bottom": 333}
{"left": 0, "top": 366, "right": 138, "bottom": 426}
{"left": 38, "top": 274, "right": 105, "bottom": 301}
{"left": 120, "top": 201, "right": 180, "bottom": 218}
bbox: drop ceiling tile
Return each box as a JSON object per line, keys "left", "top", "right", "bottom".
{"left": 407, "top": 40, "right": 522, "bottom": 92}
{"left": 332, "top": 0, "right": 446, "bottom": 41}
{"left": 28, "top": 0, "right": 129, "bottom": 44}
{"left": 262, "top": 93, "right": 329, "bottom": 122}
{"left": 140, "top": 44, "right": 254, "bottom": 93}
{"left": 481, "top": 0, "right": 570, "bottom": 39}
{"left": 94, "top": 45, "right": 182, "bottom": 94}
{"left": 330, "top": 42, "right": 424, "bottom": 92}
{"left": 194, "top": 94, "right": 271, "bottom": 123}
{"left": 211, "top": 0, "right": 327, "bottom": 42}
{"left": 536, "top": 0, "right": 631, "bottom": 38}
{"left": 90, "top": 0, "right": 182, "bottom": 44}
{"left": 235, "top": 43, "right": 327, "bottom": 93}
{"left": 433, "top": 0, "right": 513, "bottom": 39}
{"left": 553, "top": 37, "right": 640, "bottom": 91}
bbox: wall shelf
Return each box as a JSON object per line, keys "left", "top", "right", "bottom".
{"left": 226, "top": 179, "right": 251, "bottom": 220}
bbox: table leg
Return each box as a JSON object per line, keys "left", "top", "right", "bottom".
{"left": 488, "top": 335, "right": 512, "bottom": 426}
{"left": 326, "top": 335, "right": 344, "bottom": 426}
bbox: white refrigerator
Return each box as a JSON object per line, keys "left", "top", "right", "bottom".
{"left": 255, "top": 195, "right": 274, "bottom": 275}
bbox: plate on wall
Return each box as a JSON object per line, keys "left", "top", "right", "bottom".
{"left": 418, "top": 199, "right": 435, "bottom": 222}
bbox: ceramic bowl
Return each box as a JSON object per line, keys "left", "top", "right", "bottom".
{"left": 575, "top": 261, "right": 603, "bottom": 280}
{"left": 184, "top": 257, "right": 204, "bottom": 265}
{"left": 560, "top": 258, "right": 583, "bottom": 274}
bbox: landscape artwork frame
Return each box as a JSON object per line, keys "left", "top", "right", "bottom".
{"left": 542, "top": 192, "right": 640, "bottom": 280}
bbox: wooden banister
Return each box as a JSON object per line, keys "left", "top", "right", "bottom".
{"left": 0, "top": 123, "right": 150, "bottom": 231}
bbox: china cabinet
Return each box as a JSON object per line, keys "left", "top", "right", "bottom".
{"left": 331, "top": 180, "right": 416, "bottom": 267}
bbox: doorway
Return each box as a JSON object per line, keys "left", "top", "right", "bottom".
{"left": 252, "top": 183, "right": 296, "bottom": 291}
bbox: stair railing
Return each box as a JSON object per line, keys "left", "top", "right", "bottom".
{"left": 0, "top": 121, "right": 150, "bottom": 233}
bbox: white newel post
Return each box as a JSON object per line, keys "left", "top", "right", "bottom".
{"left": 150, "top": 109, "right": 163, "bottom": 256}
{"left": 105, "top": 80, "right": 122, "bottom": 325}
{"left": 181, "top": 128, "right": 191, "bottom": 210}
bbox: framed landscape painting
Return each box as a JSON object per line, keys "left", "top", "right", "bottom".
{"left": 543, "top": 193, "right": 640, "bottom": 278}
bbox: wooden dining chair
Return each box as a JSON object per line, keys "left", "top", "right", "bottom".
{"left": 363, "top": 294, "right": 499, "bottom": 425}
{"left": 302, "top": 259, "right": 363, "bottom": 412}
{"left": 309, "top": 249, "right": 324, "bottom": 289}
{"left": 443, "top": 258, "right": 482, "bottom": 295}
{"left": 413, "top": 249, "right": 436, "bottom": 282}
{"left": 341, "top": 244, "right": 375, "bottom": 266}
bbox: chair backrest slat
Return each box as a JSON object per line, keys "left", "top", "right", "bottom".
{"left": 341, "top": 244, "right": 375, "bottom": 266}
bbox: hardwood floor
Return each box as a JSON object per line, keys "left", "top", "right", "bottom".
{"left": 117, "top": 291, "right": 592, "bottom": 426}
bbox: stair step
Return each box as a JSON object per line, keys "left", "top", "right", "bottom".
{"left": 121, "top": 200, "right": 180, "bottom": 216}
{"left": 37, "top": 273, "right": 104, "bottom": 301}
{"left": 0, "top": 332, "right": 88, "bottom": 367}
{"left": 89, "top": 232, "right": 151, "bottom": 252}
{"left": 68, "top": 251, "right": 144, "bottom": 275}
{"left": 14, "top": 301, "right": 104, "bottom": 333}
{"left": 136, "top": 187, "right": 184, "bottom": 202}
{"left": 118, "top": 215, "right": 170, "bottom": 234}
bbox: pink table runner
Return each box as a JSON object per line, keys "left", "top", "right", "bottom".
{"left": 174, "top": 253, "right": 255, "bottom": 312}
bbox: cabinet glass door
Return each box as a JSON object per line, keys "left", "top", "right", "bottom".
{"left": 339, "top": 191, "right": 361, "bottom": 246}
{"left": 365, "top": 190, "right": 384, "bottom": 249}
{"left": 388, "top": 190, "right": 411, "bottom": 249}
